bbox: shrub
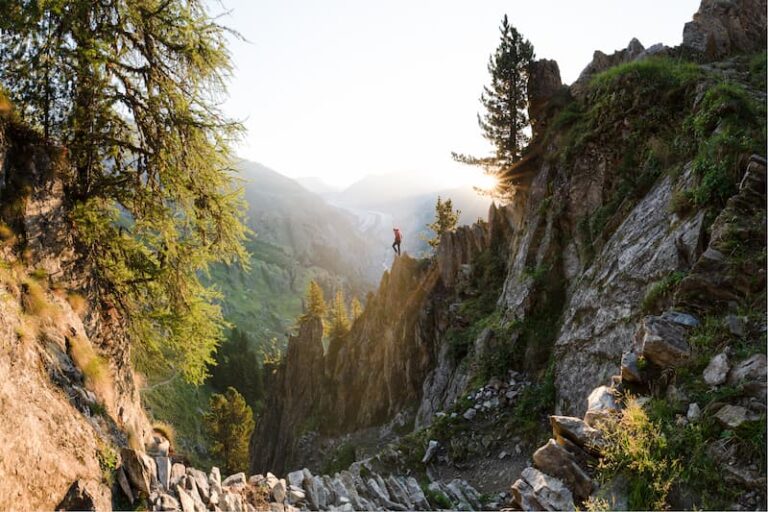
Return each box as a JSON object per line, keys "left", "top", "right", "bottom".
{"left": 422, "top": 485, "right": 452, "bottom": 510}
{"left": 66, "top": 292, "right": 88, "bottom": 317}
{"left": 69, "top": 335, "right": 113, "bottom": 407}
{"left": 598, "top": 399, "right": 681, "bottom": 510}
{"left": 640, "top": 271, "right": 686, "bottom": 313}
{"left": 152, "top": 421, "right": 177, "bottom": 450}
{"left": 97, "top": 443, "right": 118, "bottom": 484}
{"left": 320, "top": 442, "right": 357, "bottom": 475}
{"left": 20, "top": 278, "right": 51, "bottom": 317}
{"left": 0, "top": 223, "right": 15, "bottom": 244}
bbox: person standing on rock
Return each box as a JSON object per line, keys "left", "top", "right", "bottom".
{"left": 392, "top": 228, "right": 402, "bottom": 256}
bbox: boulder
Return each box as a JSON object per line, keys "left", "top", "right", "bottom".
{"left": 422, "top": 440, "right": 439, "bottom": 464}
{"left": 385, "top": 476, "right": 414, "bottom": 510}
{"left": 287, "top": 485, "right": 306, "bottom": 504}
{"left": 662, "top": 311, "right": 700, "bottom": 328}
{"left": 620, "top": 351, "right": 642, "bottom": 383}
{"left": 687, "top": 402, "right": 701, "bottom": 421}
{"left": 177, "top": 486, "right": 196, "bottom": 512}
{"left": 56, "top": 480, "right": 96, "bottom": 511}
{"left": 533, "top": 439, "right": 593, "bottom": 500}
{"left": 528, "top": 59, "right": 563, "bottom": 138}
{"left": 287, "top": 470, "right": 305, "bottom": 489}
{"left": 223, "top": 472, "right": 247, "bottom": 489}
{"left": 157, "top": 493, "right": 180, "bottom": 511}
{"left": 188, "top": 468, "right": 211, "bottom": 502}
{"left": 584, "top": 386, "right": 621, "bottom": 427}
{"left": 570, "top": 38, "right": 645, "bottom": 99}
{"left": 463, "top": 407, "right": 477, "bottom": 420}
{"left": 121, "top": 448, "right": 154, "bottom": 496}
{"left": 209, "top": 467, "right": 222, "bottom": 494}
{"left": 725, "top": 315, "right": 747, "bottom": 337}
{"left": 147, "top": 434, "right": 171, "bottom": 457}
{"left": 728, "top": 353, "right": 767, "bottom": 385}
{"left": 715, "top": 404, "right": 755, "bottom": 428}
{"left": 633, "top": 316, "right": 691, "bottom": 368}
{"left": 550, "top": 415, "right": 606, "bottom": 455}
{"left": 117, "top": 466, "right": 135, "bottom": 504}
{"left": 510, "top": 467, "right": 575, "bottom": 511}
{"left": 404, "top": 477, "right": 431, "bottom": 510}
{"left": 703, "top": 352, "right": 729, "bottom": 386}
{"left": 155, "top": 457, "right": 171, "bottom": 490}
{"left": 682, "top": 0, "right": 767, "bottom": 60}
{"left": 171, "top": 463, "right": 186, "bottom": 486}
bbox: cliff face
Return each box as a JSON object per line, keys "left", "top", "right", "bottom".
{"left": 0, "top": 120, "right": 151, "bottom": 510}
{"left": 250, "top": 0, "right": 767, "bottom": 499}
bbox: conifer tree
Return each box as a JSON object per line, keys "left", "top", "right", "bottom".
{"left": 350, "top": 297, "right": 363, "bottom": 321}
{"left": 204, "top": 387, "right": 254, "bottom": 475}
{"left": 452, "top": 15, "right": 535, "bottom": 196}
{"left": 303, "top": 280, "right": 327, "bottom": 321}
{"left": 0, "top": 0, "right": 247, "bottom": 384}
{"left": 427, "top": 196, "right": 460, "bottom": 249}
{"left": 327, "top": 290, "right": 351, "bottom": 344}
{"left": 209, "top": 329, "right": 263, "bottom": 409}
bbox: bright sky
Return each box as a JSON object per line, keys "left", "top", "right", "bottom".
{"left": 216, "top": 0, "right": 700, "bottom": 188}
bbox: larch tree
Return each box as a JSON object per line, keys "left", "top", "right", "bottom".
{"left": 204, "top": 387, "right": 255, "bottom": 475}
{"left": 350, "top": 297, "right": 363, "bottom": 322}
{"left": 302, "top": 280, "right": 327, "bottom": 321}
{"left": 327, "top": 290, "right": 351, "bottom": 344}
{"left": 452, "top": 15, "right": 535, "bottom": 197}
{"left": 0, "top": 0, "right": 248, "bottom": 384}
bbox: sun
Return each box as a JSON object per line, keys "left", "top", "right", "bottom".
{"left": 474, "top": 173, "right": 499, "bottom": 193}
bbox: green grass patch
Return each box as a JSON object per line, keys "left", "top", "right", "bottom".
{"left": 320, "top": 442, "right": 356, "bottom": 476}
{"left": 640, "top": 271, "right": 687, "bottom": 313}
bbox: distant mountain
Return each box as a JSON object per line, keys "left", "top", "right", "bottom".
{"left": 294, "top": 176, "right": 341, "bottom": 197}
{"left": 208, "top": 161, "right": 380, "bottom": 345}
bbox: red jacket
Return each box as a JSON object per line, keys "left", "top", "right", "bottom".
{"left": 393, "top": 229, "right": 402, "bottom": 242}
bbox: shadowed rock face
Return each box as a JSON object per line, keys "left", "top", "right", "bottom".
{"left": 682, "top": 0, "right": 768, "bottom": 60}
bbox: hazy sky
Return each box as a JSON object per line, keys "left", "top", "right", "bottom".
{"left": 216, "top": 0, "right": 700, "bottom": 188}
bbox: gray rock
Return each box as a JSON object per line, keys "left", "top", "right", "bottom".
{"left": 510, "top": 467, "right": 575, "bottom": 511}
{"left": 620, "top": 351, "right": 642, "bottom": 383}
{"left": 177, "top": 486, "right": 196, "bottom": 512}
{"left": 287, "top": 470, "right": 305, "bottom": 489}
{"left": 703, "top": 352, "right": 730, "bottom": 386}
{"left": 404, "top": 477, "right": 430, "bottom": 510}
{"left": 209, "top": 467, "right": 222, "bottom": 495}
{"left": 222, "top": 472, "right": 246, "bottom": 489}
{"left": 157, "top": 493, "right": 180, "bottom": 511}
{"left": 592, "top": 475, "right": 629, "bottom": 511}
{"left": 634, "top": 316, "right": 691, "bottom": 368}
{"left": 248, "top": 474, "right": 265, "bottom": 487}
{"left": 171, "top": 463, "right": 186, "bottom": 487}
{"left": 56, "top": 480, "right": 96, "bottom": 512}
{"left": 121, "top": 448, "right": 153, "bottom": 496}
{"left": 220, "top": 491, "right": 245, "bottom": 512}
{"left": 682, "top": 0, "right": 767, "bottom": 60}
{"left": 715, "top": 404, "right": 755, "bottom": 428}
{"left": 287, "top": 485, "right": 306, "bottom": 504}
{"left": 533, "top": 439, "right": 593, "bottom": 500}
{"left": 550, "top": 415, "right": 606, "bottom": 455}
{"left": 117, "top": 466, "right": 135, "bottom": 504}
{"left": 661, "top": 311, "right": 700, "bottom": 328}
{"left": 367, "top": 478, "right": 406, "bottom": 511}
{"left": 385, "top": 476, "right": 414, "bottom": 510}
{"left": 422, "top": 440, "right": 439, "bottom": 464}
{"left": 687, "top": 403, "right": 701, "bottom": 421}
{"left": 584, "top": 386, "right": 621, "bottom": 427}
{"left": 155, "top": 457, "right": 171, "bottom": 490}
{"left": 463, "top": 408, "right": 477, "bottom": 420}
{"left": 725, "top": 315, "right": 747, "bottom": 337}
{"left": 728, "top": 354, "right": 767, "bottom": 385}
{"left": 147, "top": 434, "right": 171, "bottom": 457}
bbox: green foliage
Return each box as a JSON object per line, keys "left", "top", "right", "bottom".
{"left": 598, "top": 400, "right": 682, "bottom": 510}
{"left": 749, "top": 51, "right": 767, "bottom": 88}
{"left": 97, "top": 443, "right": 118, "bottom": 485}
{"left": 209, "top": 329, "right": 264, "bottom": 410}
{"left": 426, "top": 196, "right": 460, "bottom": 249}
{"left": 350, "top": 296, "right": 363, "bottom": 321}
{"left": 508, "top": 359, "right": 556, "bottom": 442}
{"left": 1, "top": 1, "right": 248, "bottom": 385}
{"left": 320, "top": 443, "right": 356, "bottom": 475}
{"left": 640, "top": 271, "right": 687, "bottom": 313}
{"left": 204, "top": 387, "right": 255, "bottom": 475}
{"left": 422, "top": 484, "right": 452, "bottom": 510}
{"left": 452, "top": 15, "right": 535, "bottom": 196}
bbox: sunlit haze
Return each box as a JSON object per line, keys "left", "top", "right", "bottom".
{"left": 217, "top": 0, "right": 700, "bottom": 189}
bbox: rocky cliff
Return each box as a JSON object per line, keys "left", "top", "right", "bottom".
{"left": 250, "top": 0, "right": 767, "bottom": 509}
{"left": 0, "top": 117, "right": 152, "bottom": 509}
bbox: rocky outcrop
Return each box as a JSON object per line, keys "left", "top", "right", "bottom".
{"left": 682, "top": 0, "right": 767, "bottom": 60}
{"left": 527, "top": 59, "right": 563, "bottom": 139}
{"left": 570, "top": 37, "right": 647, "bottom": 99}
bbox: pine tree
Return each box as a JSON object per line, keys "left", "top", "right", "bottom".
{"left": 350, "top": 297, "right": 363, "bottom": 321}
{"left": 0, "top": 1, "right": 248, "bottom": 384}
{"left": 302, "top": 280, "right": 327, "bottom": 321}
{"left": 452, "top": 15, "right": 535, "bottom": 196}
{"left": 204, "top": 387, "right": 255, "bottom": 475}
{"left": 209, "top": 329, "right": 264, "bottom": 409}
{"left": 426, "top": 196, "right": 460, "bottom": 249}
{"left": 327, "top": 290, "right": 351, "bottom": 344}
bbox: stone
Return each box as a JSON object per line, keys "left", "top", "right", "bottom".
{"left": 385, "top": 476, "right": 413, "bottom": 510}
{"left": 266, "top": 474, "right": 287, "bottom": 504}
{"left": 422, "top": 439, "right": 439, "bottom": 464}
{"left": 703, "top": 352, "right": 730, "bottom": 386}
{"left": 222, "top": 472, "right": 247, "bottom": 489}
{"left": 177, "top": 486, "right": 196, "bottom": 512}
{"left": 725, "top": 315, "right": 747, "bottom": 337}
{"left": 728, "top": 354, "right": 767, "bottom": 385}
{"left": 634, "top": 316, "right": 691, "bottom": 368}
{"left": 715, "top": 404, "right": 754, "bottom": 428}
{"left": 209, "top": 467, "right": 222, "bottom": 494}
{"left": 620, "top": 351, "right": 642, "bottom": 383}
{"left": 687, "top": 402, "right": 701, "bottom": 421}
{"left": 248, "top": 474, "right": 265, "bottom": 486}
{"left": 287, "top": 470, "right": 305, "bottom": 489}
{"left": 171, "top": 463, "right": 186, "bottom": 486}
{"left": 510, "top": 467, "right": 575, "bottom": 511}
{"left": 498, "top": 450, "right": 508, "bottom": 460}
{"left": 404, "top": 477, "right": 431, "bottom": 510}
{"left": 463, "top": 407, "right": 477, "bottom": 420}
{"left": 121, "top": 448, "right": 153, "bottom": 496}
{"left": 56, "top": 480, "right": 95, "bottom": 511}
{"left": 188, "top": 468, "right": 211, "bottom": 502}
{"left": 158, "top": 493, "right": 180, "bottom": 511}
{"left": 221, "top": 491, "right": 245, "bottom": 512}
{"left": 117, "top": 466, "right": 134, "bottom": 504}
{"left": 584, "top": 386, "right": 621, "bottom": 427}
{"left": 155, "top": 456, "right": 171, "bottom": 490}
{"left": 662, "top": 311, "right": 700, "bottom": 328}
{"left": 592, "top": 475, "right": 629, "bottom": 511}
{"left": 287, "top": 485, "right": 306, "bottom": 504}
{"left": 527, "top": 59, "right": 563, "bottom": 138}
{"left": 533, "top": 439, "right": 593, "bottom": 500}
{"left": 147, "top": 434, "right": 171, "bottom": 457}
{"left": 550, "top": 415, "right": 606, "bottom": 455}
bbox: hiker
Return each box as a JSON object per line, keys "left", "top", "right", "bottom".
{"left": 392, "top": 228, "right": 402, "bottom": 256}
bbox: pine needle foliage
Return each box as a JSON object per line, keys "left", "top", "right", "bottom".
{"left": 0, "top": 0, "right": 248, "bottom": 384}
{"left": 426, "top": 196, "right": 460, "bottom": 249}
{"left": 302, "top": 280, "right": 327, "bottom": 321}
{"left": 327, "top": 290, "right": 351, "bottom": 345}
{"left": 452, "top": 15, "right": 534, "bottom": 197}
{"left": 204, "top": 387, "right": 254, "bottom": 475}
